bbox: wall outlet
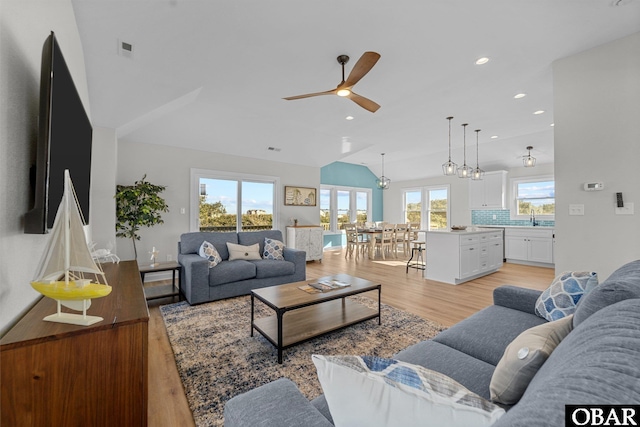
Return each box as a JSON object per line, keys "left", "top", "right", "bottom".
{"left": 492, "top": 214, "right": 497, "bottom": 220}
{"left": 166, "top": 254, "right": 172, "bottom": 261}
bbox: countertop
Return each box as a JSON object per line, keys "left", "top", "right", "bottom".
{"left": 427, "top": 227, "right": 501, "bottom": 235}
{"left": 473, "top": 224, "right": 554, "bottom": 229}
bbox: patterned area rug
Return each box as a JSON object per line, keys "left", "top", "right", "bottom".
{"left": 160, "top": 294, "right": 446, "bottom": 426}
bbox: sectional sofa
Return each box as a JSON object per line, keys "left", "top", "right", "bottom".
{"left": 224, "top": 259, "right": 640, "bottom": 426}
{"left": 178, "top": 230, "right": 306, "bottom": 304}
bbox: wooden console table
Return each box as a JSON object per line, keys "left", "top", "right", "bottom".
{"left": 0, "top": 260, "right": 149, "bottom": 426}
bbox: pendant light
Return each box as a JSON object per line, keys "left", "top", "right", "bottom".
{"left": 523, "top": 146, "right": 536, "bottom": 167}
{"left": 471, "top": 129, "right": 485, "bottom": 180}
{"left": 442, "top": 116, "right": 458, "bottom": 175}
{"left": 458, "top": 123, "right": 472, "bottom": 178}
{"left": 376, "top": 153, "right": 391, "bottom": 190}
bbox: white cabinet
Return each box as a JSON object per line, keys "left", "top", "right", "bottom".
{"left": 505, "top": 228, "right": 554, "bottom": 265}
{"left": 469, "top": 170, "right": 507, "bottom": 209}
{"left": 286, "top": 226, "right": 323, "bottom": 262}
{"left": 426, "top": 229, "right": 503, "bottom": 285}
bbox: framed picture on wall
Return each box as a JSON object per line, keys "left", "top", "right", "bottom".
{"left": 284, "top": 186, "right": 317, "bottom": 206}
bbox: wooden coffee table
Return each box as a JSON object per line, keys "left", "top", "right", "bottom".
{"left": 251, "top": 274, "right": 381, "bottom": 363}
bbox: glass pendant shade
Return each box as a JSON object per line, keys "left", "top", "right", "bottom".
{"left": 523, "top": 146, "right": 536, "bottom": 167}
{"left": 471, "top": 129, "right": 485, "bottom": 180}
{"left": 458, "top": 123, "right": 472, "bottom": 178}
{"left": 442, "top": 116, "right": 458, "bottom": 176}
{"left": 376, "top": 153, "right": 391, "bottom": 190}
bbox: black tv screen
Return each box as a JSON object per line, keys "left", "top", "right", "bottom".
{"left": 25, "top": 31, "right": 92, "bottom": 234}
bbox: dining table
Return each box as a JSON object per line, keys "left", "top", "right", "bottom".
{"left": 357, "top": 228, "right": 383, "bottom": 259}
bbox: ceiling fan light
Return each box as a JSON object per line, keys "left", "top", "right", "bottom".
{"left": 337, "top": 89, "right": 351, "bottom": 97}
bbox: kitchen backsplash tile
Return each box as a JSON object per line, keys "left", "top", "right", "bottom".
{"left": 471, "top": 209, "right": 555, "bottom": 227}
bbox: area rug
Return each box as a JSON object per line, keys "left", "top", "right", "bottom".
{"left": 160, "top": 294, "right": 446, "bottom": 426}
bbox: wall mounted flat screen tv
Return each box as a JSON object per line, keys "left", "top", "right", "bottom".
{"left": 24, "top": 31, "right": 92, "bottom": 234}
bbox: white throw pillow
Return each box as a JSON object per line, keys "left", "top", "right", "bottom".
{"left": 226, "top": 242, "right": 262, "bottom": 261}
{"left": 490, "top": 315, "right": 573, "bottom": 405}
{"left": 313, "top": 355, "right": 505, "bottom": 427}
{"left": 198, "top": 241, "right": 222, "bottom": 267}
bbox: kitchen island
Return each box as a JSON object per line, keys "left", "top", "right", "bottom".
{"left": 425, "top": 227, "right": 503, "bottom": 284}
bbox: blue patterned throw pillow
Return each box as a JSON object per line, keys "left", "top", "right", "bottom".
{"left": 198, "top": 240, "right": 222, "bottom": 267}
{"left": 535, "top": 271, "right": 598, "bottom": 321}
{"left": 263, "top": 238, "right": 284, "bottom": 260}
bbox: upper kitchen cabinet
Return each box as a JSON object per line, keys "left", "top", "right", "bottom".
{"left": 469, "top": 170, "right": 507, "bottom": 209}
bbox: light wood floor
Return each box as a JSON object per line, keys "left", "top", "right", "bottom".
{"left": 146, "top": 248, "right": 555, "bottom": 426}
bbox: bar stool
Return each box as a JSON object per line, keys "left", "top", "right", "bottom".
{"left": 406, "top": 240, "right": 426, "bottom": 272}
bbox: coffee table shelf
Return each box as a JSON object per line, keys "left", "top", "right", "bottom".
{"left": 253, "top": 298, "right": 379, "bottom": 348}
{"left": 251, "top": 274, "right": 381, "bottom": 363}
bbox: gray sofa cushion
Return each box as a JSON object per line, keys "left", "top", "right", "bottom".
{"left": 224, "top": 378, "right": 333, "bottom": 427}
{"left": 250, "top": 259, "right": 296, "bottom": 279}
{"left": 238, "top": 230, "right": 284, "bottom": 255}
{"left": 180, "top": 231, "right": 238, "bottom": 260}
{"left": 493, "top": 298, "right": 640, "bottom": 427}
{"left": 433, "top": 305, "right": 546, "bottom": 366}
{"left": 208, "top": 260, "right": 256, "bottom": 286}
{"left": 394, "top": 340, "right": 497, "bottom": 400}
{"left": 573, "top": 259, "right": 640, "bottom": 327}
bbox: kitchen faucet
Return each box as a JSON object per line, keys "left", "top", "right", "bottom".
{"left": 530, "top": 209, "right": 539, "bottom": 226}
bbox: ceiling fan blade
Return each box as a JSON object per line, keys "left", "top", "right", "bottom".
{"left": 344, "top": 51, "right": 380, "bottom": 87}
{"left": 348, "top": 92, "right": 380, "bottom": 113}
{"left": 283, "top": 89, "right": 336, "bottom": 100}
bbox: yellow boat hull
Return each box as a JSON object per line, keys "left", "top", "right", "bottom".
{"left": 31, "top": 281, "right": 112, "bottom": 301}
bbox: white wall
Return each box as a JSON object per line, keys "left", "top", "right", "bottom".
{"left": 115, "top": 141, "right": 320, "bottom": 263}
{"left": 0, "top": 0, "right": 91, "bottom": 333}
{"left": 553, "top": 32, "right": 640, "bottom": 279}
{"left": 88, "top": 126, "right": 117, "bottom": 250}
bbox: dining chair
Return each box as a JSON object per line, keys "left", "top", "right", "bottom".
{"left": 393, "top": 223, "right": 409, "bottom": 256}
{"left": 374, "top": 223, "right": 395, "bottom": 260}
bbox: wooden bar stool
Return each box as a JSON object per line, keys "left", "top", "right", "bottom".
{"left": 406, "top": 240, "right": 426, "bottom": 272}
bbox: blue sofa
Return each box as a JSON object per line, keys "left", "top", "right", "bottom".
{"left": 178, "top": 230, "right": 306, "bottom": 304}
{"left": 224, "top": 260, "right": 640, "bottom": 426}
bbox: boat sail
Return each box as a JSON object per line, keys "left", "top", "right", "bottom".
{"left": 31, "top": 170, "right": 112, "bottom": 326}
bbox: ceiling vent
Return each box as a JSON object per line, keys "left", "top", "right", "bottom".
{"left": 118, "top": 39, "right": 134, "bottom": 58}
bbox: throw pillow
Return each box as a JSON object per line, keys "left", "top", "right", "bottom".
{"left": 534, "top": 271, "right": 598, "bottom": 321}
{"left": 313, "top": 355, "right": 505, "bottom": 427}
{"left": 226, "top": 242, "right": 262, "bottom": 261}
{"left": 198, "top": 240, "right": 222, "bottom": 267}
{"left": 263, "top": 237, "right": 285, "bottom": 260}
{"left": 490, "top": 315, "right": 573, "bottom": 405}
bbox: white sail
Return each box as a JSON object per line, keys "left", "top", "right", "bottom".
{"left": 32, "top": 170, "right": 105, "bottom": 283}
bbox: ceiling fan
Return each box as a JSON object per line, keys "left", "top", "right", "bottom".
{"left": 283, "top": 51, "right": 381, "bottom": 113}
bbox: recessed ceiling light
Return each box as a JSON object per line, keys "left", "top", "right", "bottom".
{"left": 345, "top": 116, "right": 354, "bottom": 120}
{"left": 475, "top": 57, "right": 490, "bottom": 65}
{"left": 491, "top": 135, "right": 498, "bottom": 139}
{"left": 533, "top": 110, "right": 545, "bottom": 115}
{"left": 550, "top": 123, "right": 555, "bottom": 126}
{"left": 514, "top": 93, "right": 527, "bottom": 99}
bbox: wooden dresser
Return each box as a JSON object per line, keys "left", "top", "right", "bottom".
{"left": 1, "top": 261, "right": 149, "bottom": 426}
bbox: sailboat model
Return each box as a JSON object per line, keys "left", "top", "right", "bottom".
{"left": 31, "top": 170, "right": 112, "bottom": 326}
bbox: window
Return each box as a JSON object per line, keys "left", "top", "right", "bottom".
{"left": 403, "top": 186, "right": 450, "bottom": 230}
{"left": 191, "top": 169, "right": 279, "bottom": 232}
{"left": 511, "top": 177, "right": 555, "bottom": 219}
{"left": 320, "top": 185, "right": 372, "bottom": 233}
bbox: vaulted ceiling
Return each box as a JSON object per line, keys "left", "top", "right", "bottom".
{"left": 72, "top": 0, "right": 640, "bottom": 181}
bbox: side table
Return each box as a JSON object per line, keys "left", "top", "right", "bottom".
{"left": 138, "top": 261, "right": 182, "bottom": 301}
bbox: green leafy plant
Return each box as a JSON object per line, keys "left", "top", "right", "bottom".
{"left": 115, "top": 175, "right": 169, "bottom": 260}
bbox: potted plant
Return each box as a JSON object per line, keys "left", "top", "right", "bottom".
{"left": 115, "top": 175, "right": 169, "bottom": 260}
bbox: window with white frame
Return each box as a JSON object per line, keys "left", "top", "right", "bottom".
{"left": 403, "top": 186, "right": 450, "bottom": 230}
{"left": 511, "top": 176, "right": 555, "bottom": 219}
{"left": 320, "top": 185, "right": 372, "bottom": 233}
{"left": 190, "top": 169, "right": 279, "bottom": 232}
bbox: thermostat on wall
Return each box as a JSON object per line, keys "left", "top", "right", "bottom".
{"left": 583, "top": 182, "right": 604, "bottom": 191}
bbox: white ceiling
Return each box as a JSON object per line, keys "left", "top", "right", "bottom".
{"left": 72, "top": 0, "right": 640, "bottom": 182}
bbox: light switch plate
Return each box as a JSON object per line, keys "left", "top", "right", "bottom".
{"left": 569, "top": 204, "right": 584, "bottom": 216}
{"left": 615, "top": 202, "right": 634, "bottom": 215}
